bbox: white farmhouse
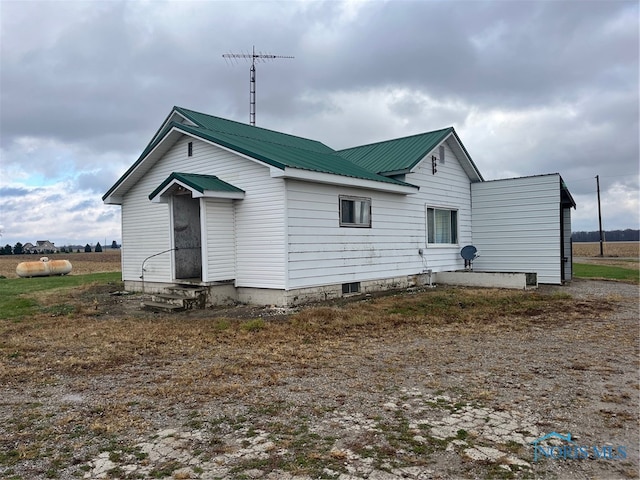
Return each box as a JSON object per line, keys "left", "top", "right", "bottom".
{"left": 103, "top": 107, "right": 575, "bottom": 307}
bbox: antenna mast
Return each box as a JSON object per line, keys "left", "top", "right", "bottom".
{"left": 223, "top": 46, "right": 294, "bottom": 126}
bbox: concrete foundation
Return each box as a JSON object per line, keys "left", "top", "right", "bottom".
{"left": 434, "top": 271, "right": 537, "bottom": 290}
{"left": 125, "top": 270, "right": 536, "bottom": 308}
{"left": 125, "top": 273, "right": 431, "bottom": 308}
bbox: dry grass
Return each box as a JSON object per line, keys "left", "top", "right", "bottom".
{"left": 0, "top": 279, "right": 637, "bottom": 479}
{"left": 0, "top": 287, "right": 613, "bottom": 392}
{"left": 573, "top": 241, "right": 639, "bottom": 258}
{"left": 0, "top": 249, "right": 121, "bottom": 278}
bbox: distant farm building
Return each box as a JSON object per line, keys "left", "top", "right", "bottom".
{"left": 23, "top": 240, "right": 59, "bottom": 254}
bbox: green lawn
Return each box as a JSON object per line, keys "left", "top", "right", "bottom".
{"left": 573, "top": 263, "right": 639, "bottom": 284}
{"left": 0, "top": 272, "right": 121, "bottom": 320}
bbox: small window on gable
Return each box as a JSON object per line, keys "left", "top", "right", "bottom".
{"left": 187, "top": 142, "right": 193, "bottom": 157}
{"left": 339, "top": 196, "right": 371, "bottom": 227}
{"left": 427, "top": 207, "right": 458, "bottom": 244}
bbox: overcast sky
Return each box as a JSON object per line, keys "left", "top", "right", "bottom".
{"left": 1, "top": 0, "right": 638, "bottom": 248}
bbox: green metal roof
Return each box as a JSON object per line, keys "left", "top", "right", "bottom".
{"left": 105, "top": 107, "right": 475, "bottom": 202}
{"left": 174, "top": 123, "right": 412, "bottom": 186}
{"left": 149, "top": 172, "right": 244, "bottom": 200}
{"left": 336, "top": 127, "right": 453, "bottom": 174}
{"left": 175, "top": 107, "right": 335, "bottom": 155}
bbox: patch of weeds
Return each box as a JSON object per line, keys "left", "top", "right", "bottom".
{"left": 456, "top": 429, "right": 469, "bottom": 440}
{"left": 376, "top": 410, "right": 446, "bottom": 460}
{"left": 241, "top": 318, "right": 266, "bottom": 332}
{"left": 249, "top": 400, "right": 288, "bottom": 417}
{"left": 483, "top": 462, "right": 516, "bottom": 479}
{"left": 214, "top": 319, "right": 231, "bottom": 331}
{"left": 209, "top": 436, "right": 226, "bottom": 454}
{"left": 452, "top": 401, "right": 468, "bottom": 411}
{"left": 0, "top": 449, "right": 20, "bottom": 466}
{"left": 207, "top": 415, "right": 227, "bottom": 434}
{"left": 107, "top": 466, "right": 126, "bottom": 478}
{"left": 45, "top": 457, "right": 66, "bottom": 479}
{"left": 229, "top": 457, "right": 279, "bottom": 476}
{"left": 149, "top": 461, "right": 184, "bottom": 478}
{"left": 40, "top": 303, "right": 77, "bottom": 317}
{"left": 108, "top": 450, "right": 122, "bottom": 463}
{"left": 184, "top": 410, "right": 203, "bottom": 429}
{"left": 503, "top": 440, "right": 524, "bottom": 455}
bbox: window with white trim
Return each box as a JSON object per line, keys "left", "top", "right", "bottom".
{"left": 427, "top": 207, "right": 458, "bottom": 244}
{"left": 340, "top": 196, "right": 371, "bottom": 227}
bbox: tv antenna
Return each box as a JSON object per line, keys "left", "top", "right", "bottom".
{"left": 223, "top": 46, "right": 294, "bottom": 126}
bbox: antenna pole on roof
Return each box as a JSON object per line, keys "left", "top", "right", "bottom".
{"left": 222, "top": 46, "right": 294, "bottom": 126}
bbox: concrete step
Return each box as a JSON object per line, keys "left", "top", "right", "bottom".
{"left": 142, "top": 300, "right": 185, "bottom": 313}
{"left": 142, "top": 286, "right": 207, "bottom": 311}
{"left": 151, "top": 293, "right": 188, "bottom": 306}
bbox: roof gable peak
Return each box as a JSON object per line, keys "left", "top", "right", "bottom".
{"left": 340, "top": 127, "right": 453, "bottom": 152}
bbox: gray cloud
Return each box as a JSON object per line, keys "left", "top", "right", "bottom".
{"left": 0, "top": 186, "right": 32, "bottom": 197}
{"left": 0, "top": 0, "right": 637, "bottom": 245}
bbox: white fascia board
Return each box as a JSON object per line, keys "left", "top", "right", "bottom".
{"left": 103, "top": 128, "right": 184, "bottom": 204}
{"left": 151, "top": 180, "right": 245, "bottom": 203}
{"left": 104, "top": 126, "right": 261, "bottom": 205}
{"left": 444, "top": 133, "right": 484, "bottom": 182}
{"left": 195, "top": 190, "right": 245, "bottom": 200}
{"left": 270, "top": 167, "right": 419, "bottom": 194}
{"left": 104, "top": 196, "right": 123, "bottom": 205}
{"left": 150, "top": 179, "right": 193, "bottom": 203}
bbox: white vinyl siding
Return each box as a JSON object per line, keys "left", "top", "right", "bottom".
{"left": 408, "top": 138, "right": 472, "bottom": 271}
{"left": 285, "top": 139, "right": 473, "bottom": 289}
{"left": 121, "top": 182, "right": 172, "bottom": 283}
{"left": 120, "top": 136, "right": 286, "bottom": 288}
{"left": 202, "top": 198, "right": 235, "bottom": 281}
{"left": 471, "top": 175, "right": 563, "bottom": 284}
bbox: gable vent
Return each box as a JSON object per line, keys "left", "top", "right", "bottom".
{"left": 439, "top": 145, "right": 445, "bottom": 164}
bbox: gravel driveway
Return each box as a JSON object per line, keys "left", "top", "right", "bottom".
{"left": 1, "top": 279, "right": 638, "bottom": 480}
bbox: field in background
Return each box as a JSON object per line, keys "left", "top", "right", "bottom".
{"left": 2, "top": 244, "right": 638, "bottom": 280}
{"left": 573, "top": 242, "right": 639, "bottom": 282}
{"left": 573, "top": 241, "right": 639, "bottom": 258}
{"left": 0, "top": 249, "right": 121, "bottom": 279}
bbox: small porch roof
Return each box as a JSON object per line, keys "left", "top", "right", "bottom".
{"left": 149, "top": 172, "right": 245, "bottom": 203}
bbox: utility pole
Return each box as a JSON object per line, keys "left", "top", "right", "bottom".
{"left": 596, "top": 175, "right": 604, "bottom": 256}
{"left": 223, "top": 46, "right": 294, "bottom": 126}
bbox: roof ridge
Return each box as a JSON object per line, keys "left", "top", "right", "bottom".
{"left": 175, "top": 106, "right": 335, "bottom": 154}
{"left": 337, "top": 127, "right": 453, "bottom": 152}
{"left": 187, "top": 124, "right": 340, "bottom": 157}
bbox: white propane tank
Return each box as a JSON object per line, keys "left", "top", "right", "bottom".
{"left": 16, "top": 257, "right": 73, "bottom": 278}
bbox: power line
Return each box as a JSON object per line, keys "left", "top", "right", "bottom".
{"left": 223, "top": 46, "right": 294, "bottom": 126}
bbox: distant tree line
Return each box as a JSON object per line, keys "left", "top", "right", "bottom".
{"left": 572, "top": 229, "right": 639, "bottom": 242}
{"left": 0, "top": 241, "right": 120, "bottom": 255}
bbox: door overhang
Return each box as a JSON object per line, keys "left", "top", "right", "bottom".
{"left": 150, "top": 172, "right": 245, "bottom": 203}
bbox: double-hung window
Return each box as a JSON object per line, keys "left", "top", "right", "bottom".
{"left": 427, "top": 207, "right": 458, "bottom": 244}
{"left": 340, "top": 196, "right": 371, "bottom": 227}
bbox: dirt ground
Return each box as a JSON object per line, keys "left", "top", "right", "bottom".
{"left": 0, "top": 275, "right": 638, "bottom": 479}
